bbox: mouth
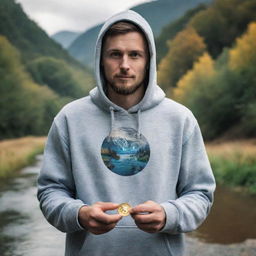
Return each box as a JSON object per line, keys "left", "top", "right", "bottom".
{"left": 115, "top": 75, "right": 134, "bottom": 79}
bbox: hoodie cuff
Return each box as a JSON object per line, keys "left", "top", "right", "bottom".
{"left": 63, "top": 200, "right": 87, "bottom": 232}
{"left": 160, "top": 201, "right": 179, "bottom": 233}
{"left": 76, "top": 204, "right": 88, "bottom": 231}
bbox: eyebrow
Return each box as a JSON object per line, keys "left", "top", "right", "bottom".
{"left": 106, "top": 49, "right": 146, "bottom": 55}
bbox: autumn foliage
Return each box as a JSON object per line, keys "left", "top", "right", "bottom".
{"left": 171, "top": 22, "right": 256, "bottom": 139}
{"left": 158, "top": 27, "right": 206, "bottom": 90}
{"left": 157, "top": 0, "right": 256, "bottom": 140}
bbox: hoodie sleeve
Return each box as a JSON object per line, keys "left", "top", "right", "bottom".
{"left": 160, "top": 120, "right": 216, "bottom": 234}
{"left": 37, "top": 118, "right": 86, "bottom": 233}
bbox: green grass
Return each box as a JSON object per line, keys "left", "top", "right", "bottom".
{"left": 209, "top": 155, "right": 256, "bottom": 194}
{"left": 1, "top": 137, "right": 255, "bottom": 195}
{"left": 206, "top": 140, "right": 256, "bottom": 194}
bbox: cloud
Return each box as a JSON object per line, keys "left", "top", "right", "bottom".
{"left": 16, "top": 0, "right": 152, "bottom": 35}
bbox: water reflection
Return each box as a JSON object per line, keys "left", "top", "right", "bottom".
{"left": 0, "top": 156, "right": 65, "bottom": 256}
{"left": 189, "top": 185, "right": 256, "bottom": 244}
{"left": 0, "top": 210, "right": 28, "bottom": 256}
{"left": 0, "top": 155, "right": 255, "bottom": 256}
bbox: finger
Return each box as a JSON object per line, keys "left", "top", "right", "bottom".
{"left": 96, "top": 202, "right": 120, "bottom": 211}
{"left": 88, "top": 202, "right": 122, "bottom": 225}
{"left": 131, "top": 212, "right": 155, "bottom": 224}
{"left": 92, "top": 211, "right": 122, "bottom": 225}
{"left": 130, "top": 204, "right": 154, "bottom": 214}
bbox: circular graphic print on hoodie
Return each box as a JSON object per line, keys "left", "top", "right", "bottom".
{"left": 101, "top": 127, "right": 150, "bottom": 176}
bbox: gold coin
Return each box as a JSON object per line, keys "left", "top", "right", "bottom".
{"left": 118, "top": 203, "right": 132, "bottom": 216}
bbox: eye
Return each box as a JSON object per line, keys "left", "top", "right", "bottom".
{"left": 130, "top": 51, "right": 140, "bottom": 58}
{"left": 109, "top": 51, "right": 122, "bottom": 58}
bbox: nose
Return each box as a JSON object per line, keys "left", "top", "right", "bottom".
{"left": 120, "top": 55, "right": 130, "bottom": 71}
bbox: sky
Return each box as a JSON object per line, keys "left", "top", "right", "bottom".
{"left": 16, "top": 0, "right": 153, "bottom": 36}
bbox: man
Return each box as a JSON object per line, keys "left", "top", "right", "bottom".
{"left": 38, "top": 10, "right": 215, "bottom": 256}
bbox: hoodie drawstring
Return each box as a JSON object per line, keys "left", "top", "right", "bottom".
{"left": 110, "top": 106, "right": 115, "bottom": 132}
{"left": 137, "top": 110, "right": 141, "bottom": 138}
{"left": 109, "top": 106, "right": 141, "bottom": 138}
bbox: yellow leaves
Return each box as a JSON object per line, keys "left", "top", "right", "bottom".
{"left": 173, "top": 52, "right": 215, "bottom": 103}
{"left": 158, "top": 26, "right": 206, "bottom": 89}
{"left": 173, "top": 21, "right": 256, "bottom": 105}
{"left": 157, "top": 52, "right": 172, "bottom": 87}
{"left": 166, "top": 26, "right": 205, "bottom": 55}
{"left": 229, "top": 22, "right": 256, "bottom": 71}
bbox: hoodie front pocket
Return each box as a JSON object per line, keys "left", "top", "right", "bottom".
{"left": 78, "top": 227, "right": 173, "bottom": 256}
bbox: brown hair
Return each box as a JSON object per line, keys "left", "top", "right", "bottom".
{"left": 104, "top": 21, "right": 143, "bottom": 37}
{"left": 102, "top": 21, "right": 148, "bottom": 51}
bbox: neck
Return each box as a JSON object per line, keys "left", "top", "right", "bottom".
{"left": 107, "top": 85, "right": 145, "bottom": 110}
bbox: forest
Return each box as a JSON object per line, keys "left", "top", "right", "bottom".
{"left": 1, "top": 0, "right": 256, "bottom": 141}
{"left": 0, "top": 0, "right": 93, "bottom": 139}
{"left": 157, "top": 0, "right": 256, "bottom": 140}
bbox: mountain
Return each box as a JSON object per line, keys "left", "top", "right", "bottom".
{"left": 0, "top": 0, "right": 94, "bottom": 138}
{"left": 68, "top": 25, "right": 102, "bottom": 66}
{"left": 155, "top": 3, "right": 209, "bottom": 63}
{"left": 52, "top": 30, "right": 81, "bottom": 49}
{"left": 0, "top": 0, "right": 93, "bottom": 92}
{"left": 157, "top": 0, "right": 256, "bottom": 140}
{"left": 131, "top": 0, "right": 211, "bottom": 37}
{"left": 68, "top": 0, "right": 212, "bottom": 68}
{"left": 0, "top": 0, "right": 86, "bottom": 69}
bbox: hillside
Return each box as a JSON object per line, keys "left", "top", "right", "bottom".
{"left": 68, "top": 0, "right": 211, "bottom": 68}
{"left": 155, "top": 3, "right": 208, "bottom": 63}
{"left": 157, "top": 0, "right": 256, "bottom": 140}
{"left": 0, "top": 0, "right": 94, "bottom": 96}
{"left": 131, "top": 0, "right": 211, "bottom": 37}
{"left": 52, "top": 30, "right": 81, "bottom": 49}
{"left": 68, "top": 25, "right": 102, "bottom": 67}
{"left": 0, "top": 0, "right": 94, "bottom": 138}
{"left": 0, "top": 0, "right": 85, "bottom": 69}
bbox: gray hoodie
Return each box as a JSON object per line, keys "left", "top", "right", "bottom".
{"left": 37, "top": 10, "right": 216, "bottom": 256}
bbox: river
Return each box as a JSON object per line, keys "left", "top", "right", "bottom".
{"left": 0, "top": 155, "right": 256, "bottom": 255}
{"left": 0, "top": 155, "right": 65, "bottom": 256}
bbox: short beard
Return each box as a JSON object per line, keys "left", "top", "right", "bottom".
{"left": 108, "top": 81, "right": 144, "bottom": 95}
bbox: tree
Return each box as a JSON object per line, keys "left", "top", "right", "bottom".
{"left": 27, "top": 57, "right": 92, "bottom": 98}
{"left": 229, "top": 22, "right": 256, "bottom": 136}
{"left": 189, "top": 0, "right": 256, "bottom": 58}
{"left": 158, "top": 26, "right": 206, "bottom": 91}
{"left": 0, "top": 36, "right": 65, "bottom": 138}
{"left": 173, "top": 51, "right": 243, "bottom": 139}
{"left": 155, "top": 4, "right": 208, "bottom": 64}
{"left": 229, "top": 22, "right": 256, "bottom": 71}
{"left": 173, "top": 53, "right": 215, "bottom": 103}
{"left": 172, "top": 21, "right": 256, "bottom": 140}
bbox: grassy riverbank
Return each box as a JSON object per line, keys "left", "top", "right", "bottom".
{"left": 0, "top": 136, "right": 46, "bottom": 178}
{"left": 206, "top": 140, "right": 256, "bottom": 194}
{"left": 0, "top": 137, "right": 255, "bottom": 194}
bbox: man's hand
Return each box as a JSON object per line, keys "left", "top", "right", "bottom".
{"left": 130, "top": 200, "right": 166, "bottom": 233}
{"left": 78, "top": 202, "right": 122, "bottom": 235}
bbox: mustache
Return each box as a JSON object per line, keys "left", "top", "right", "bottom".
{"left": 115, "top": 74, "right": 135, "bottom": 78}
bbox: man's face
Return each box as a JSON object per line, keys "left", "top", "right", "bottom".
{"left": 102, "top": 31, "right": 148, "bottom": 95}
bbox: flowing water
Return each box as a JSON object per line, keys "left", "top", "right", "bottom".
{"left": 0, "top": 155, "right": 65, "bottom": 256}
{"left": 0, "top": 155, "right": 255, "bottom": 255}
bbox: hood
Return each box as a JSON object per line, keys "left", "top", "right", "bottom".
{"left": 89, "top": 10, "right": 165, "bottom": 113}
